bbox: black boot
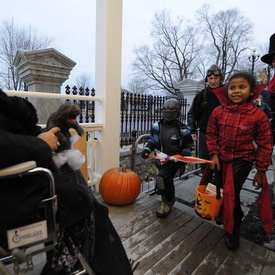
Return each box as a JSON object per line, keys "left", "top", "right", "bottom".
{"left": 156, "top": 196, "right": 175, "bottom": 218}
{"left": 224, "top": 227, "right": 240, "bottom": 250}
{"left": 215, "top": 206, "right": 223, "bottom": 225}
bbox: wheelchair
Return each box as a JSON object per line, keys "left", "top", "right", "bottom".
{"left": 0, "top": 161, "right": 94, "bottom": 275}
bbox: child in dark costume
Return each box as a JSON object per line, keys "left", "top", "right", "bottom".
{"left": 141, "top": 98, "right": 194, "bottom": 218}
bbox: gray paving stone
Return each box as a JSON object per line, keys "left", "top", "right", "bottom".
{"left": 174, "top": 175, "right": 201, "bottom": 206}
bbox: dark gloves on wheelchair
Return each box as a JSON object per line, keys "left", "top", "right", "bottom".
{"left": 141, "top": 149, "right": 151, "bottom": 159}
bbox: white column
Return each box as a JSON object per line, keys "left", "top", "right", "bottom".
{"left": 95, "top": 0, "right": 123, "bottom": 174}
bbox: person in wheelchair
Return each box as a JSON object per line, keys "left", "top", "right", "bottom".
{"left": 0, "top": 89, "right": 133, "bottom": 274}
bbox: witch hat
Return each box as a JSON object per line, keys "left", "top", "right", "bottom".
{"left": 261, "top": 33, "right": 275, "bottom": 65}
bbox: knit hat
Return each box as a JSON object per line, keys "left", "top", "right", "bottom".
{"left": 261, "top": 34, "right": 275, "bottom": 65}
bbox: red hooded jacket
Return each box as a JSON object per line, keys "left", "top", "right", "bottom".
{"left": 206, "top": 84, "right": 273, "bottom": 235}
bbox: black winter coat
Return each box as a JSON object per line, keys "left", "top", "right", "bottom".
{"left": 0, "top": 90, "right": 93, "bottom": 227}
{"left": 187, "top": 85, "right": 221, "bottom": 134}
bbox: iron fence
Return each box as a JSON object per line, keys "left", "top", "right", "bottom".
{"left": 64, "top": 85, "right": 96, "bottom": 123}
{"left": 64, "top": 86, "right": 188, "bottom": 147}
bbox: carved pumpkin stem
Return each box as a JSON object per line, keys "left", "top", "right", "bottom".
{"left": 121, "top": 163, "right": 127, "bottom": 172}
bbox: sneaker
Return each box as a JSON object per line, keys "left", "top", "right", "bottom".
{"left": 156, "top": 198, "right": 176, "bottom": 218}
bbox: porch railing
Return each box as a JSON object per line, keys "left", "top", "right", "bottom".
{"left": 81, "top": 123, "right": 103, "bottom": 191}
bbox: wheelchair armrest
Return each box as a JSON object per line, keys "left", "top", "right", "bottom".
{"left": 0, "top": 161, "right": 37, "bottom": 177}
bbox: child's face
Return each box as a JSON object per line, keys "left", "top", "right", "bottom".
{"left": 227, "top": 77, "right": 253, "bottom": 104}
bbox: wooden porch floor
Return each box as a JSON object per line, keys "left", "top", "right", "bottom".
{"left": 96, "top": 170, "right": 275, "bottom": 275}
{"left": 5, "top": 168, "right": 275, "bottom": 274}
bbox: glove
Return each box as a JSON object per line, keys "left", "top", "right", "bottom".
{"left": 141, "top": 149, "right": 150, "bottom": 159}
{"left": 181, "top": 148, "right": 192, "bottom": 156}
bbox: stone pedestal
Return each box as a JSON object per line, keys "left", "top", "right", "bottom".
{"left": 13, "top": 48, "right": 76, "bottom": 123}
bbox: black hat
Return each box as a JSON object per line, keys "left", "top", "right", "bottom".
{"left": 261, "top": 33, "right": 275, "bottom": 65}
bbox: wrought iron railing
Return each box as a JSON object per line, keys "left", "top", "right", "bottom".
{"left": 64, "top": 86, "right": 188, "bottom": 147}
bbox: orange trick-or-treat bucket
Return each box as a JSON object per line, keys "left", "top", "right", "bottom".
{"left": 195, "top": 185, "right": 224, "bottom": 221}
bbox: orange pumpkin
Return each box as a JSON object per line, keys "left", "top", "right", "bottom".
{"left": 99, "top": 164, "right": 141, "bottom": 205}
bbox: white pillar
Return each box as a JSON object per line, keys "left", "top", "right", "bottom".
{"left": 95, "top": 0, "right": 123, "bottom": 174}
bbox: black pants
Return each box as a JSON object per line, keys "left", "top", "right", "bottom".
{"left": 157, "top": 161, "right": 183, "bottom": 201}
{"left": 89, "top": 200, "right": 133, "bottom": 275}
{"left": 198, "top": 130, "right": 210, "bottom": 173}
{"left": 232, "top": 160, "right": 253, "bottom": 228}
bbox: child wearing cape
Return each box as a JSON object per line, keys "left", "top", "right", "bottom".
{"left": 206, "top": 71, "right": 273, "bottom": 250}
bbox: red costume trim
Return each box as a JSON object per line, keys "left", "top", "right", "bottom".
{"left": 257, "top": 172, "right": 274, "bottom": 235}
{"left": 200, "top": 164, "right": 273, "bottom": 235}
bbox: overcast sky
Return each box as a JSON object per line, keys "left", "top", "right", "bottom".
{"left": 1, "top": 0, "right": 274, "bottom": 89}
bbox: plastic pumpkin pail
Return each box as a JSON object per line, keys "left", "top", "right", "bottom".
{"left": 195, "top": 185, "right": 224, "bottom": 221}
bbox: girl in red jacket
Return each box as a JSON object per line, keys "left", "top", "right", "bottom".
{"left": 206, "top": 71, "right": 273, "bottom": 250}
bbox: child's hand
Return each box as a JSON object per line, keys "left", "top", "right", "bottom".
{"left": 253, "top": 171, "right": 263, "bottom": 190}
{"left": 210, "top": 155, "right": 220, "bottom": 170}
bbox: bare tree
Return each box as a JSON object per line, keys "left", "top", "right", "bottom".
{"left": 76, "top": 73, "right": 93, "bottom": 89}
{"left": 0, "top": 18, "right": 55, "bottom": 90}
{"left": 196, "top": 5, "right": 254, "bottom": 81}
{"left": 132, "top": 10, "right": 200, "bottom": 97}
{"left": 127, "top": 76, "right": 148, "bottom": 94}
{"left": 131, "top": 6, "right": 258, "bottom": 96}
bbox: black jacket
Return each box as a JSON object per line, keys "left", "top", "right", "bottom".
{"left": 0, "top": 90, "right": 93, "bottom": 227}
{"left": 0, "top": 90, "right": 53, "bottom": 169}
{"left": 187, "top": 85, "right": 221, "bottom": 134}
{"left": 145, "top": 119, "right": 194, "bottom": 156}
